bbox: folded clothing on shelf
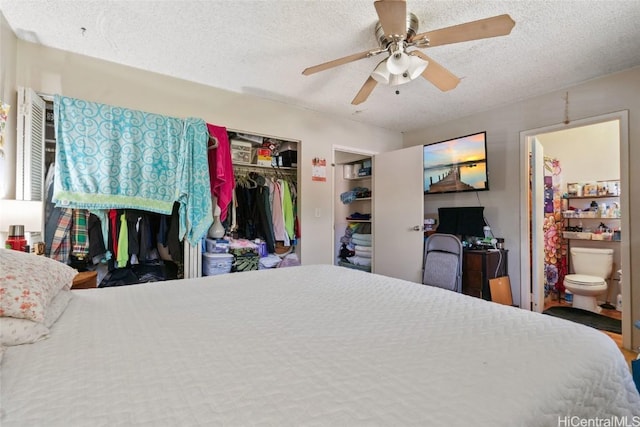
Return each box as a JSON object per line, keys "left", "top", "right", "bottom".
{"left": 352, "top": 233, "right": 372, "bottom": 241}
{"left": 340, "top": 187, "right": 370, "bottom": 204}
{"left": 346, "top": 255, "right": 372, "bottom": 266}
{"left": 338, "top": 260, "right": 371, "bottom": 272}
{"left": 346, "top": 212, "right": 371, "bottom": 220}
{"left": 351, "top": 233, "right": 372, "bottom": 247}
{"left": 355, "top": 249, "right": 371, "bottom": 258}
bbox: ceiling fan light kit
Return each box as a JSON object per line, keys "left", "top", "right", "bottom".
{"left": 371, "top": 60, "right": 392, "bottom": 85}
{"left": 386, "top": 49, "right": 411, "bottom": 75}
{"left": 302, "top": 0, "right": 515, "bottom": 105}
{"left": 371, "top": 54, "right": 427, "bottom": 86}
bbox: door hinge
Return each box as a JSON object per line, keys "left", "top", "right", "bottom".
{"left": 19, "top": 103, "right": 29, "bottom": 117}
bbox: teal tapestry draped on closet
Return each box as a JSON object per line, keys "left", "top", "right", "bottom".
{"left": 52, "top": 95, "right": 212, "bottom": 245}
{"left": 543, "top": 157, "right": 568, "bottom": 297}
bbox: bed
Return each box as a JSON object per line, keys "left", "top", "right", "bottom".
{"left": 1, "top": 251, "right": 639, "bottom": 426}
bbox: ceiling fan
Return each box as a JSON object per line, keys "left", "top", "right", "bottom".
{"left": 302, "top": 0, "right": 515, "bottom": 105}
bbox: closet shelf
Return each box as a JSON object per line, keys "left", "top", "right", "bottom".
{"left": 345, "top": 175, "right": 372, "bottom": 181}
{"left": 233, "top": 163, "right": 296, "bottom": 175}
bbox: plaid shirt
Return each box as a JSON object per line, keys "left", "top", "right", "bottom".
{"left": 72, "top": 209, "right": 90, "bottom": 257}
{"left": 50, "top": 208, "right": 73, "bottom": 263}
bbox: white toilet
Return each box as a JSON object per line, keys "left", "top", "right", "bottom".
{"left": 563, "top": 247, "right": 613, "bottom": 313}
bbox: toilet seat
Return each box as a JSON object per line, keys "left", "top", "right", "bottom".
{"left": 564, "top": 274, "right": 605, "bottom": 287}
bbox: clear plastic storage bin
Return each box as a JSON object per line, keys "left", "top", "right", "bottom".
{"left": 202, "top": 253, "right": 234, "bottom": 276}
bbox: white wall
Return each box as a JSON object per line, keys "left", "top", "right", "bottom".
{"left": 0, "top": 11, "right": 17, "bottom": 199}
{"left": 403, "top": 67, "right": 640, "bottom": 349}
{"left": 3, "top": 32, "right": 403, "bottom": 266}
{"left": 537, "top": 121, "right": 619, "bottom": 185}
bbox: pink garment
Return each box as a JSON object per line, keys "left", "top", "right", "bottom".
{"left": 206, "top": 123, "right": 235, "bottom": 222}
{"left": 271, "top": 180, "right": 287, "bottom": 242}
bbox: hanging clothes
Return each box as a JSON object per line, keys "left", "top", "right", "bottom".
{"left": 167, "top": 202, "right": 183, "bottom": 263}
{"left": 177, "top": 117, "right": 214, "bottom": 244}
{"left": 125, "top": 211, "right": 143, "bottom": 260}
{"left": 235, "top": 185, "right": 257, "bottom": 241}
{"left": 230, "top": 163, "right": 297, "bottom": 255}
{"left": 206, "top": 123, "right": 235, "bottom": 222}
{"left": 52, "top": 95, "right": 212, "bottom": 245}
{"left": 50, "top": 208, "right": 73, "bottom": 263}
{"left": 255, "top": 179, "right": 276, "bottom": 254}
{"left": 117, "top": 213, "right": 129, "bottom": 268}
{"left": 71, "top": 209, "right": 90, "bottom": 259}
{"left": 138, "top": 213, "right": 157, "bottom": 262}
{"left": 271, "top": 179, "right": 288, "bottom": 245}
{"left": 281, "top": 180, "right": 295, "bottom": 240}
{"left": 87, "top": 213, "right": 107, "bottom": 262}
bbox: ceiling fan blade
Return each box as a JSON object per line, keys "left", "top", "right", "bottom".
{"left": 410, "top": 51, "right": 460, "bottom": 92}
{"left": 352, "top": 76, "right": 378, "bottom": 105}
{"left": 412, "top": 14, "right": 515, "bottom": 47}
{"left": 302, "top": 49, "right": 379, "bottom": 76}
{"left": 374, "top": 0, "right": 407, "bottom": 38}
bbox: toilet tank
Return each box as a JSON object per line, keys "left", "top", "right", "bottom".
{"left": 570, "top": 247, "right": 614, "bottom": 278}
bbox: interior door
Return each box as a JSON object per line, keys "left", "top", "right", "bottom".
{"left": 373, "top": 145, "right": 425, "bottom": 282}
{"left": 15, "top": 88, "right": 46, "bottom": 242}
{"left": 16, "top": 87, "right": 46, "bottom": 201}
{"left": 531, "top": 138, "right": 545, "bottom": 312}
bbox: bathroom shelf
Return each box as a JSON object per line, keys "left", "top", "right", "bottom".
{"left": 563, "top": 185, "right": 621, "bottom": 290}
{"left": 562, "top": 215, "right": 621, "bottom": 219}
{"left": 563, "top": 237, "right": 620, "bottom": 242}
{"left": 562, "top": 194, "right": 619, "bottom": 200}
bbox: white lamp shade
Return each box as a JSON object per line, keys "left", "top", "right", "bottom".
{"left": 389, "top": 73, "right": 413, "bottom": 87}
{"left": 407, "top": 55, "right": 428, "bottom": 79}
{"left": 0, "top": 200, "right": 44, "bottom": 233}
{"left": 371, "top": 60, "right": 391, "bottom": 84}
{"left": 386, "top": 51, "right": 411, "bottom": 75}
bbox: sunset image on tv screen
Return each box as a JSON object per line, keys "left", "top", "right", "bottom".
{"left": 423, "top": 132, "right": 488, "bottom": 194}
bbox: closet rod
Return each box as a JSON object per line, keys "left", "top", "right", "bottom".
{"left": 233, "top": 164, "right": 297, "bottom": 176}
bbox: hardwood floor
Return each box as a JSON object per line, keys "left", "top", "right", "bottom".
{"left": 543, "top": 296, "right": 638, "bottom": 367}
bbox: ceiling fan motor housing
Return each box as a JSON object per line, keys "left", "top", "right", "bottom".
{"left": 375, "top": 12, "right": 419, "bottom": 48}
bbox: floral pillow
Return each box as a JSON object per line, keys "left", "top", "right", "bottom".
{"left": 0, "top": 290, "right": 72, "bottom": 346}
{"left": 0, "top": 317, "right": 50, "bottom": 346}
{"left": 0, "top": 249, "right": 77, "bottom": 322}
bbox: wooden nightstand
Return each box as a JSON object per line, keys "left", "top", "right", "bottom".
{"left": 72, "top": 271, "right": 98, "bottom": 289}
{"left": 462, "top": 249, "right": 508, "bottom": 300}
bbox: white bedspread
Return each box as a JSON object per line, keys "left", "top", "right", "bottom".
{"left": 2, "top": 265, "right": 638, "bottom": 426}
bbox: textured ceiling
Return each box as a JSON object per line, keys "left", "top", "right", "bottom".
{"left": 1, "top": 0, "right": 640, "bottom": 132}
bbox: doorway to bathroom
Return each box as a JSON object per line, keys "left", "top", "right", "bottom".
{"left": 519, "top": 111, "right": 631, "bottom": 350}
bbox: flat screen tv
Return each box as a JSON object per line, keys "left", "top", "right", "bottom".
{"left": 423, "top": 131, "right": 489, "bottom": 194}
{"left": 436, "top": 206, "right": 486, "bottom": 238}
